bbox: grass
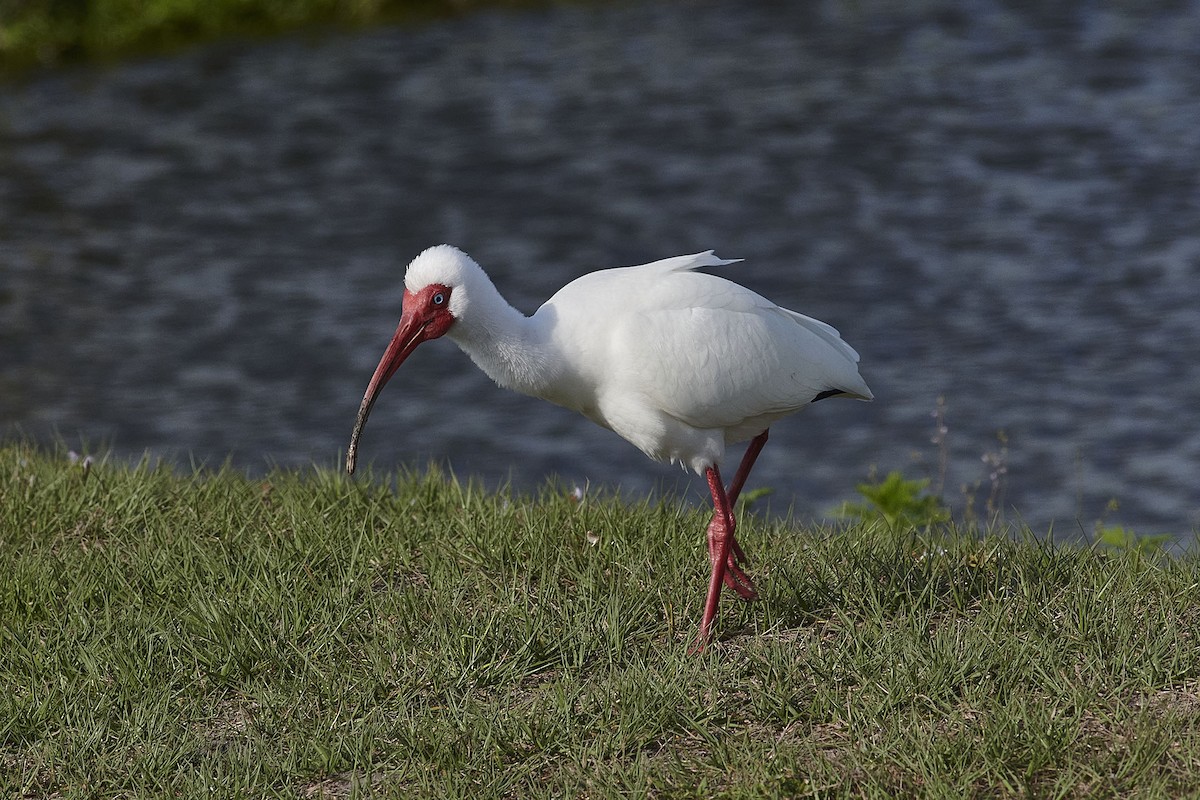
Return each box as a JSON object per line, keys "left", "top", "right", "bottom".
{"left": 2, "top": 441, "right": 1200, "bottom": 798}
{"left": 0, "top": 0, "right": 597, "bottom": 78}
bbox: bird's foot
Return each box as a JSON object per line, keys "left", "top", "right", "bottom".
{"left": 707, "top": 522, "right": 758, "bottom": 601}
{"left": 725, "top": 558, "right": 758, "bottom": 601}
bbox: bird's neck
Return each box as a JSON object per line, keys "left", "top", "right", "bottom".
{"left": 447, "top": 290, "right": 558, "bottom": 399}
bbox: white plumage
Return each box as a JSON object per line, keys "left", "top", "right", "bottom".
{"left": 349, "top": 245, "right": 872, "bottom": 649}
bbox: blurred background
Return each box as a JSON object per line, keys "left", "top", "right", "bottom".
{"left": 2, "top": 0, "right": 1198, "bottom": 541}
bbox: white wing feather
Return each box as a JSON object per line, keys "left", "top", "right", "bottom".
{"left": 541, "top": 254, "right": 870, "bottom": 439}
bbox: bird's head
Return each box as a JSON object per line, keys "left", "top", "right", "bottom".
{"left": 346, "top": 245, "right": 474, "bottom": 474}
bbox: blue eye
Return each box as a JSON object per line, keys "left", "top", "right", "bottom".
{"left": 432, "top": 292, "right": 446, "bottom": 306}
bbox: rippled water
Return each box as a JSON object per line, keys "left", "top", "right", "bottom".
{"left": 2, "top": 1, "right": 1198, "bottom": 540}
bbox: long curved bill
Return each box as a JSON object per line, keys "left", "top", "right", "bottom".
{"left": 346, "top": 313, "right": 429, "bottom": 475}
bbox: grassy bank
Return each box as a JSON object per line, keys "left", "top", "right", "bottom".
{"left": 0, "top": 0, "right": 583, "bottom": 77}
{"left": 2, "top": 442, "right": 1199, "bottom": 797}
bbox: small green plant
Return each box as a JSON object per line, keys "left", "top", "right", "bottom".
{"left": 1095, "top": 524, "right": 1171, "bottom": 554}
{"left": 1092, "top": 499, "right": 1170, "bottom": 554}
{"left": 840, "top": 470, "right": 951, "bottom": 529}
{"left": 737, "top": 486, "right": 774, "bottom": 511}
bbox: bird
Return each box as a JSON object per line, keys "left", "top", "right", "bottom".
{"left": 346, "top": 245, "right": 872, "bottom": 650}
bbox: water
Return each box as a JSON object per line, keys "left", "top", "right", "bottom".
{"left": 2, "top": 1, "right": 1198, "bottom": 540}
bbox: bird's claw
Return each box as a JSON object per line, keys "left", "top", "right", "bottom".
{"left": 725, "top": 562, "right": 758, "bottom": 600}
{"left": 708, "top": 523, "right": 758, "bottom": 601}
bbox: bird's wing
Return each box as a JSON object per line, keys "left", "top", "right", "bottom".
{"left": 604, "top": 270, "right": 869, "bottom": 431}
{"left": 623, "top": 254, "right": 862, "bottom": 369}
{"left": 630, "top": 250, "right": 743, "bottom": 274}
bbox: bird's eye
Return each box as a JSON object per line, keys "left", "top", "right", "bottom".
{"left": 432, "top": 292, "right": 446, "bottom": 306}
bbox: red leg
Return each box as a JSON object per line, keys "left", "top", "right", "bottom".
{"left": 720, "top": 430, "right": 769, "bottom": 574}
{"left": 694, "top": 465, "right": 736, "bottom": 651}
{"left": 692, "top": 432, "right": 772, "bottom": 652}
{"left": 726, "top": 430, "right": 769, "bottom": 507}
{"left": 707, "top": 431, "right": 769, "bottom": 597}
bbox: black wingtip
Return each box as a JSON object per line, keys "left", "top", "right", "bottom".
{"left": 811, "top": 389, "right": 848, "bottom": 403}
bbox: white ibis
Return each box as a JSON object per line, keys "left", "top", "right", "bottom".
{"left": 347, "top": 245, "right": 872, "bottom": 649}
